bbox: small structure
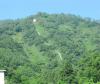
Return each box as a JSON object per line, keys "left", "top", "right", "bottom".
{"left": 0, "top": 70, "right": 6, "bottom": 84}
{"left": 33, "top": 19, "right": 37, "bottom": 23}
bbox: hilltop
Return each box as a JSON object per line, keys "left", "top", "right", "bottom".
{"left": 0, "top": 13, "right": 100, "bottom": 84}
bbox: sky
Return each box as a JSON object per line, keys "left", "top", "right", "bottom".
{"left": 0, "top": 0, "right": 100, "bottom": 20}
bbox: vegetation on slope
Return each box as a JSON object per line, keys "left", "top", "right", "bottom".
{"left": 0, "top": 12, "right": 100, "bottom": 84}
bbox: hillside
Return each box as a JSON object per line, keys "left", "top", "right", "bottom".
{"left": 0, "top": 13, "right": 100, "bottom": 84}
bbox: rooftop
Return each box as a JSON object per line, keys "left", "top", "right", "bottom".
{"left": 0, "top": 70, "right": 6, "bottom": 72}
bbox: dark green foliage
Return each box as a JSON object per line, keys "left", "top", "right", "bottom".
{"left": 0, "top": 13, "right": 100, "bottom": 84}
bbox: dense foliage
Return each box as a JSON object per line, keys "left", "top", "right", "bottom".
{"left": 0, "top": 13, "right": 100, "bottom": 84}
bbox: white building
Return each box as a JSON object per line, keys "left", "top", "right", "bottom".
{"left": 33, "top": 19, "right": 37, "bottom": 23}
{"left": 0, "top": 70, "right": 6, "bottom": 84}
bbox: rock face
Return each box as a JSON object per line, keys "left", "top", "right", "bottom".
{"left": 0, "top": 70, "right": 6, "bottom": 84}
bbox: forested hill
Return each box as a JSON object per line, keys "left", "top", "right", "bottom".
{"left": 0, "top": 13, "right": 100, "bottom": 84}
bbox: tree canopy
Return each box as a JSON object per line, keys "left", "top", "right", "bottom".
{"left": 0, "top": 13, "right": 100, "bottom": 84}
